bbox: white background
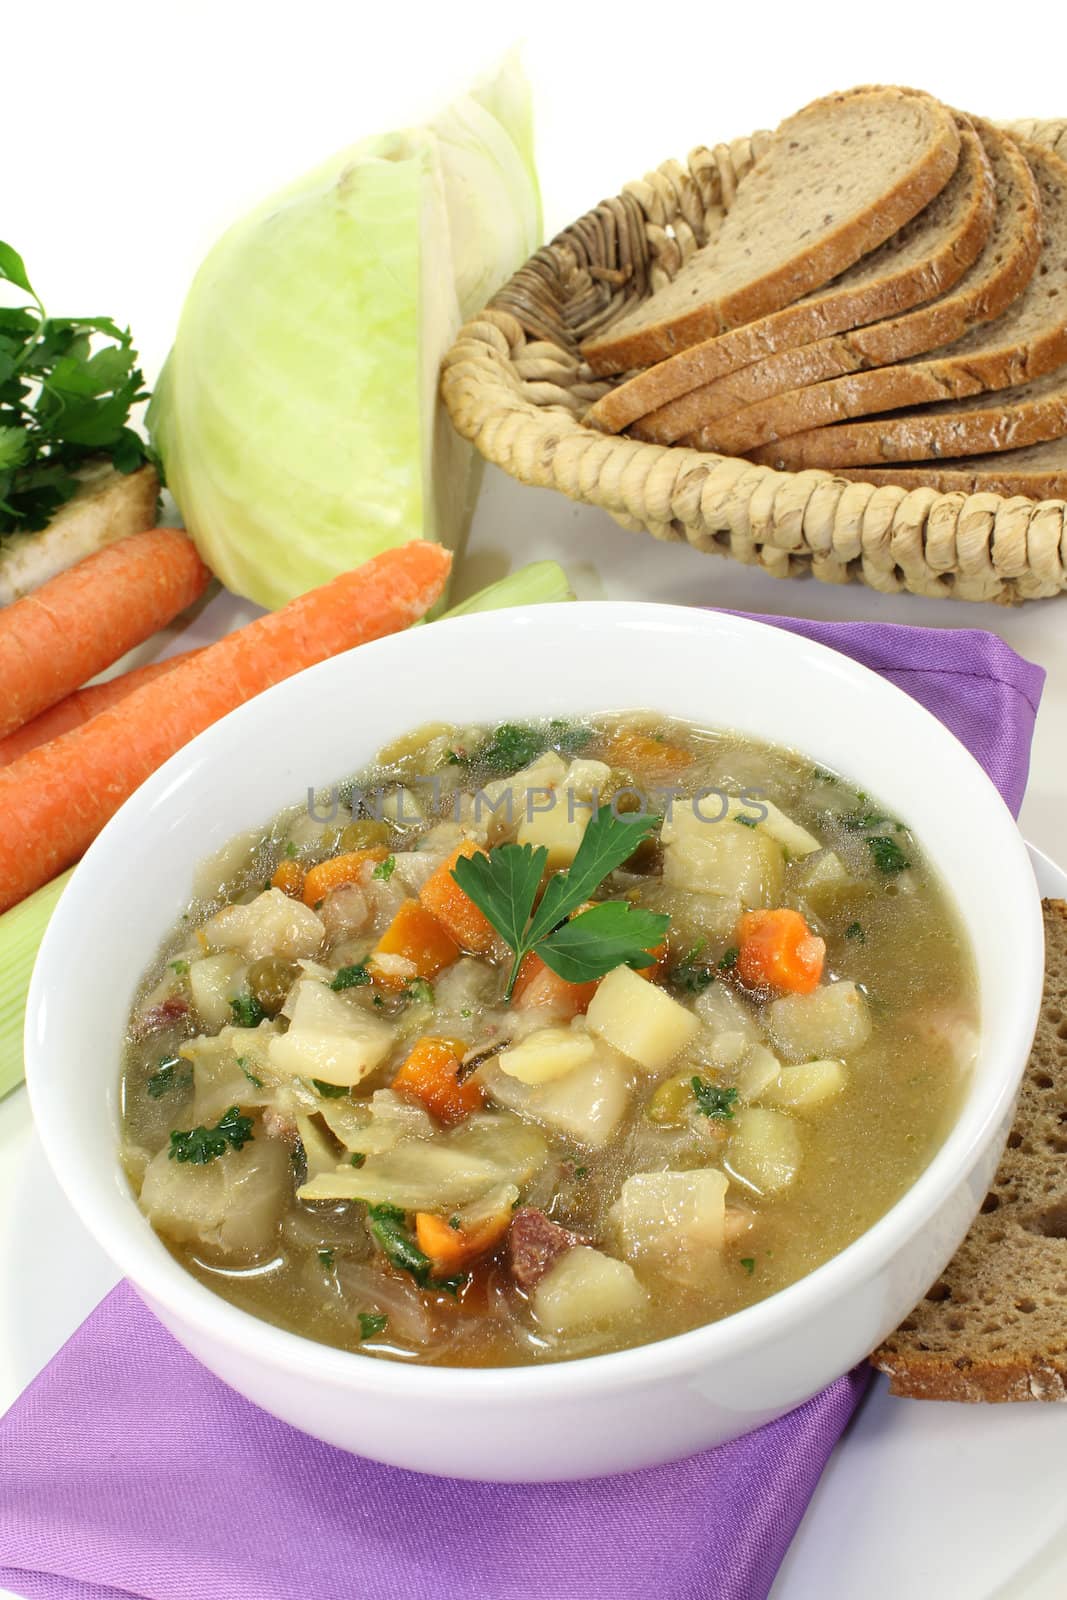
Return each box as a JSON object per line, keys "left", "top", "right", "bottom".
{"left": 3, "top": 3, "right": 1067, "bottom": 1596}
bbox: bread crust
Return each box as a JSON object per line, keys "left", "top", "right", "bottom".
{"left": 834, "top": 441, "right": 1067, "bottom": 499}
{"left": 870, "top": 899, "right": 1067, "bottom": 1403}
{"left": 684, "top": 139, "right": 1067, "bottom": 460}
{"left": 581, "top": 89, "right": 962, "bottom": 375}
{"left": 591, "top": 115, "right": 1000, "bottom": 436}
{"left": 629, "top": 124, "right": 1038, "bottom": 445}
{"left": 745, "top": 366, "right": 1067, "bottom": 469}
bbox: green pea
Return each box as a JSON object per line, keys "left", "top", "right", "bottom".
{"left": 246, "top": 957, "right": 300, "bottom": 1017}
{"left": 339, "top": 818, "right": 391, "bottom": 852}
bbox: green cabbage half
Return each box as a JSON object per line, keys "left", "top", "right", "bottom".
{"left": 148, "top": 58, "right": 541, "bottom": 609}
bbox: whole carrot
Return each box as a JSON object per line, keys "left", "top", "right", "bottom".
{"left": 0, "top": 528, "right": 211, "bottom": 741}
{"left": 0, "top": 648, "right": 204, "bottom": 768}
{"left": 0, "top": 541, "right": 451, "bottom": 912}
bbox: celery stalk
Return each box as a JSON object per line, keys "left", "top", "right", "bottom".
{"left": 440, "top": 561, "right": 574, "bottom": 618}
{"left": 0, "top": 870, "right": 71, "bottom": 1100}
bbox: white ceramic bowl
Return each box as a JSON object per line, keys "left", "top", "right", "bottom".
{"left": 26, "top": 603, "right": 1043, "bottom": 1481}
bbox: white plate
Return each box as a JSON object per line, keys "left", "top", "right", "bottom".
{"left": 0, "top": 844, "right": 1063, "bottom": 1596}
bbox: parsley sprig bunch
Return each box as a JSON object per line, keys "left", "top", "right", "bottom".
{"left": 0, "top": 240, "right": 151, "bottom": 537}
{"left": 452, "top": 804, "right": 670, "bottom": 1000}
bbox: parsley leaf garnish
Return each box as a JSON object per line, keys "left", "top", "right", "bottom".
{"left": 312, "top": 1079, "right": 348, "bottom": 1098}
{"left": 451, "top": 805, "right": 669, "bottom": 999}
{"left": 845, "top": 921, "right": 866, "bottom": 943}
{"left": 0, "top": 242, "right": 151, "bottom": 537}
{"left": 867, "top": 836, "right": 910, "bottom": 876}
{"left": 471, "top": 722, "right": 543, "bottom": 775}
{"left": 318, "top": 1248, "right": 335, "bottom": 1270}
{"left": 536, "top": 900, "right": 668, "bottom": 985}
{"left": 366, "top": 1203, "right": 435, "bottom": 1285}
{"left": 839, "top": 808, "right": 902, "bottom": 835}
{"left": 365, "top": 1204, "right": 467, "bottom": 1293}
{"left": 372, "top": 855, "right": 396, "bottom": 882}
{"left": 358, "top": 1312, "right": 389, "bottom": 1340}
{"left": 230, "top": 995, "right": 266, "bottom": 1029}
{"left": 669, "top": 941, "right": 715, "bottom": 994}
{"left": 146, "top": 1055, "right": 190, "bottom": 1099}
{"left": 739, "top": 1257, "right": 756, "bottom": 1275}
{"left": 331, "top": 963, "right": 370, "bottom": 992}
{"left": 237, "top": 1056, "right": 263, "bottom": 1089}
{"left": 168, "top": 1105, "right": 254, "bottom": 1164}
{"left": 691, "top": 1078, "right": 738, "bottom": 1120}
{"left": 403, "top": 978, "right": 435, "bottom": 1005}
{"left": 548, "top": 719, "right": 593, "bottom": 756}
{"left": 718, "top": 947, "right": 739, "bottom": 972}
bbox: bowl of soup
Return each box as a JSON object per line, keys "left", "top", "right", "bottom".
{"left": 25, "top": 603, "right": 1043, "bottom": 1480}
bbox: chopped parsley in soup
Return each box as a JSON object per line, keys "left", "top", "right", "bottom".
{"left": 120, "top": 714, "right": 977, "bottom": 1366}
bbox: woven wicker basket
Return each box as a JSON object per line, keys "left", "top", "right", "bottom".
{"left": 442, "top": 118, "right": 1067, "bottom": 603}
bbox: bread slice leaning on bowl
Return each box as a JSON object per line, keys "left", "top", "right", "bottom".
{"left": 873, "top": 899, "right": 1067, "bottom": 1402}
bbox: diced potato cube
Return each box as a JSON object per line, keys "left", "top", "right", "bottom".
{"left": 203, "top": 888, "right": 325, "bottom": 962}
{"left": 727, "top": 1107, "right": 802, "bottom": 1194}
{"left": 269, "top": 978, "right": 395, "bottom": 1086}
{"left": 378, "top": 786, "right": 425, "bottom": 826}
{"left": 586, "top": 965, "right": 699, "bottom": 1072}
{"left": 791, "top": 849, "right": 856, "bottom": 909}
{"left": 652, "top": 888, "right": 744, "bottom": 946}
{"left": 564, "top": 758, "right": 612, "bottom": 802}
{"left": 735, "top": 1043, "right": 782, "bottom": 1100}
{"left": 481, "top": 751, "right": 567, "bottom": 811}
{"left": 189, "top": 952, "right": 246, "bottom": 1030}
{"left": 696, "top": 1029, "right": 749, "bottom": 1070}
{"left": 722, "top": 797, "right": 822, "bottom": 858}
{"left": 766, "top": 980, "right": 872, "bottom": 1063}
{"left": 518, "top": 798, "right": 592, "bottom": 871}
{"left": 612, "top": 1168, "right": 728, "bottom": 1258}
{"left": 760, "top": 1058, "right": 847, "bottom": 1110}
{"left": 662, "top": 808, "right": 784, "bottom": 905}
{"left": 482, "top": 1056, "right": 632, "bottom": 1148}
{"left": 498, "top": 1027, "right": 596, "bottom": 1085}
{"left": 695, "top": 983, "right": 761, "bottom": 1041}
{"left": 480, "top": 753, "right": 568, "bottom": 841}
{"left": 532, "top": 1246, "right": 647, "bottom": 1335}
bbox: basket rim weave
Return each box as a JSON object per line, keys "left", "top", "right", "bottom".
{"left": 441, "top": 116, "right": 1067, "bottom": 603}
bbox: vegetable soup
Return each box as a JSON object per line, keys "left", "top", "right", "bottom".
{"left": 120, "top": 714, "right": 977, "bottom": 1366}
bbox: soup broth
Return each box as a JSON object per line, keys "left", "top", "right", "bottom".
{"left": 120, "top": 714, "right": 976, "bottom": 1366}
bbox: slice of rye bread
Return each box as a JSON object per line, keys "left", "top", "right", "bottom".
{"left": 834, "top": 437, "right": 1067, "bottom": 498}
{"left": 580, "top": 88, "right": 962, "bottom": 377}
{"left": 630, "top": 122, "right": 1035, "bottom": 445}
{"left": 871, "top": 898, "right": 1067, "bottom": 1403}
{"left": 589, "top": 113, "right": 1001, "bottom": 436}
{"left": 682, "top": 138, "right": 1067, "bottom": 459}
{"left": 745, "top": 362, "right": 1067, "bottom": 470}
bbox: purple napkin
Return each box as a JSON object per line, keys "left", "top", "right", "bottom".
{"left": 0, "top": 617, "right": 1044, "bottom": 1600}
